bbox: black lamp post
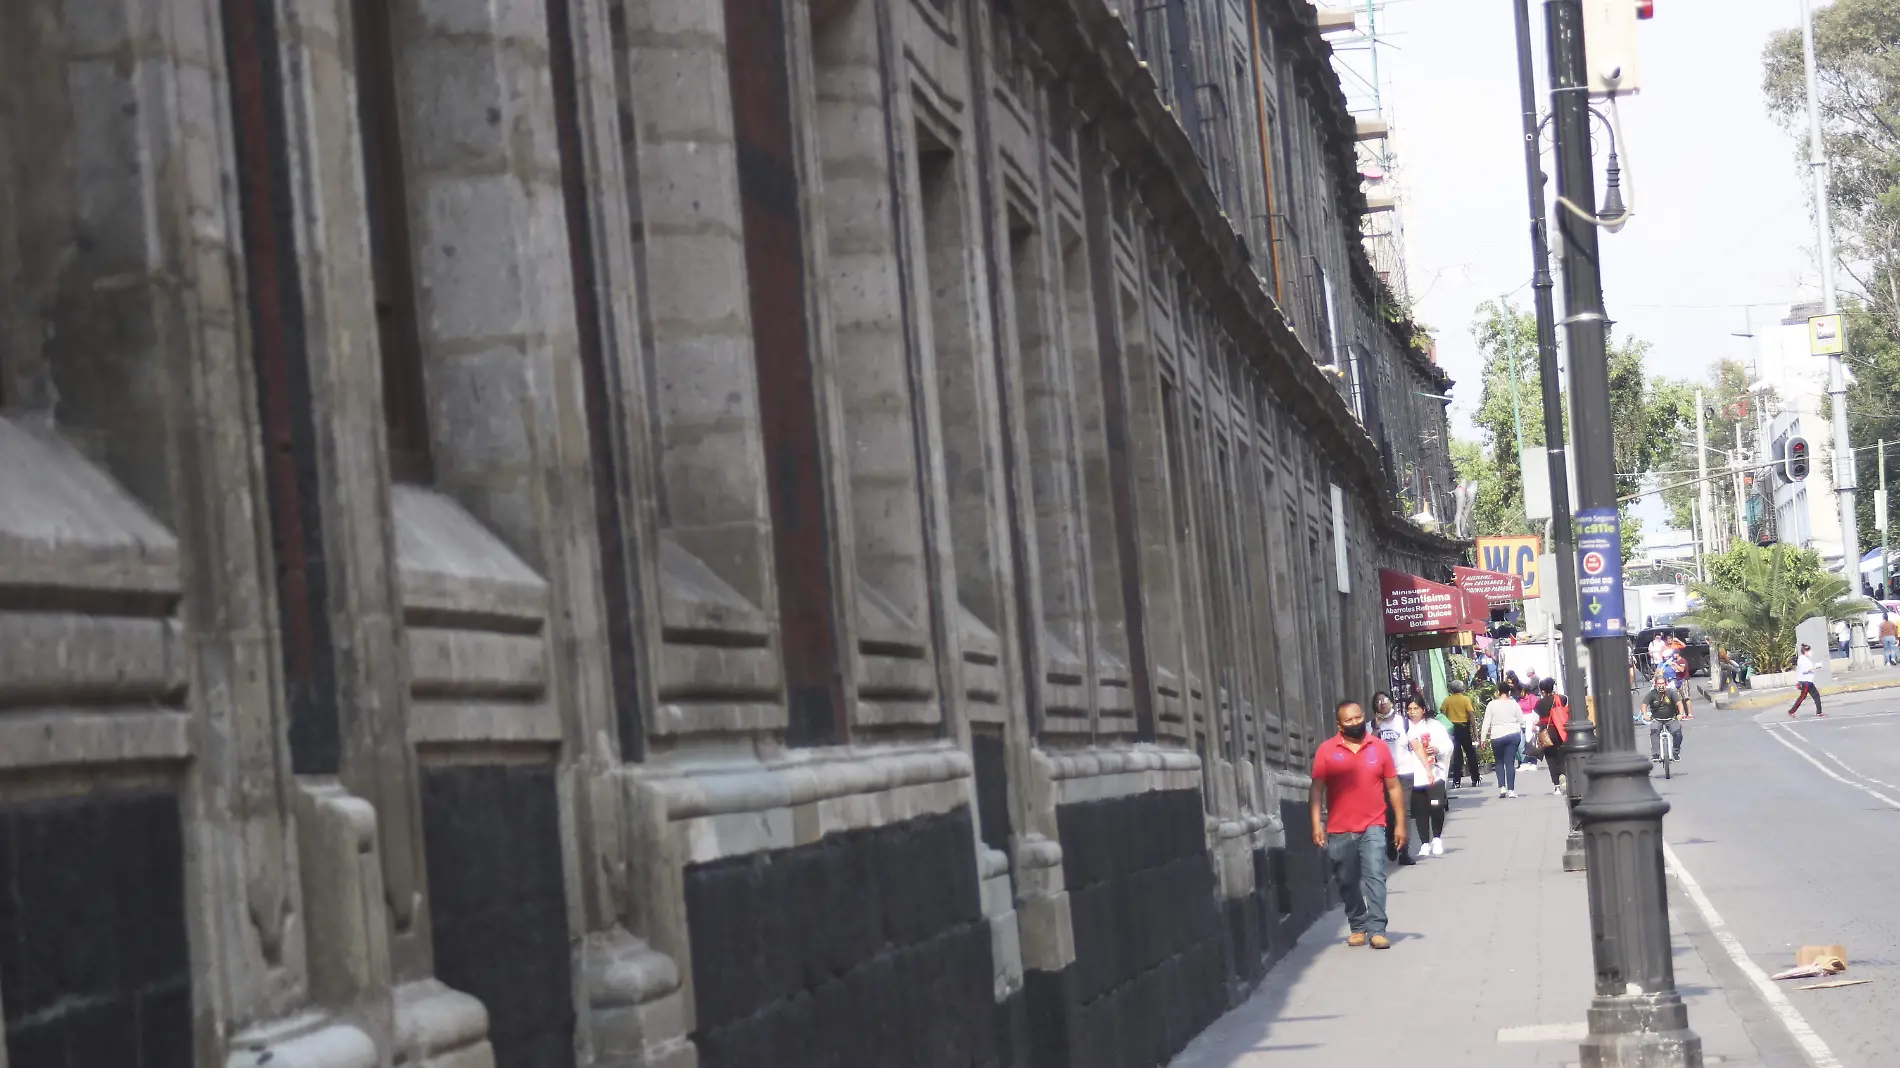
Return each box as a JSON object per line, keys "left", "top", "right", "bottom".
{"left": 1544, "top": 2, "right": 1702, "bottom": 1065}
{"left": 1512, "top": 0, "right": 1592, "bottom": 872}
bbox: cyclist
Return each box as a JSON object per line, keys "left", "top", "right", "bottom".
{"left": 1644, "top": 669, "right": 1683, "bottom": 763}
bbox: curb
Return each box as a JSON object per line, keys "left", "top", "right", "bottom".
{"left": 1711, "top": 676, "right": 1900, "bottom": 711}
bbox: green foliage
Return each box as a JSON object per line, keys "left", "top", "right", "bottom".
{"left": 1655, "top": 360, "right": 1758, "bottom": 535}
{"left": 1685, "top": 543, "right": 1870, "bottom": 670}
{"left": 1461, "top": 301, "right": 1540, "bottom": 540}
{"left": 1763, "top": 0, "right": 1900, "bottom": 281}
{"left": 1763, "top": 2, "right": 1900, "bottom": 563}
{"left": 1454, "top": 300, "right": 1687, "bottom": 561}
{"left": 1842, "top": 301, "right": 1900, "bottom": 555}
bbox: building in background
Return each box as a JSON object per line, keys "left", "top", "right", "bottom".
{"left": 1754, "top": 302, "right": 1842, "bottom": 563}
{"left": 0, "top": 1, "right": 1459, "bottom": 1066}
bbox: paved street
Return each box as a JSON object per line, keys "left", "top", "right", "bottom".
{"left": 1172, "top": 682, "right": 1900, "bottom": 1068}
{"left": 1658, "top": 684, "right": 1900, "bottom": 1068}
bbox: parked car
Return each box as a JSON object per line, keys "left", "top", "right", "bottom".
{"left": 1631, "top": 625, "right": 1711, "bottom": 678}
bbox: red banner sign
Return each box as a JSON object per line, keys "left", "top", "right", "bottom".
{"left": 1461, "top": 588, "right": 1491, "bottom": 631}
{"left": 1380, "top": 569, "right": 1467, "bottom": 635}
{"left": 1454, "top": 564, "right": 1524, "bottom": 605}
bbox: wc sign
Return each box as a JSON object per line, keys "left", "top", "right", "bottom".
{"left": 1474, "top": 535, "right": 1542, "bottom": 600}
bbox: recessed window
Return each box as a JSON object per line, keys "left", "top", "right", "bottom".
{"left": 351, "top": 0, "right": 433, "bottom": 484}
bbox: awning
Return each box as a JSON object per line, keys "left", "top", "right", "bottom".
{"left": 1453, "top": 564, "right": 1523, "bottom": 605}
{"left": 1461, "top": 588, "right": 1491, "bottom": 631}
{"left": 1381, "top": 568, "right": 1471, "bottom": 636}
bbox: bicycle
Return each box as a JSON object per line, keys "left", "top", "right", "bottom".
{"left": 1657, "top": 722, "right": 1677, "bottom": 779}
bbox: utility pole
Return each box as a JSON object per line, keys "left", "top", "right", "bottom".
{"left": 1735, "top": 423, "right": 1748, "bottom": 545}
{"left": 1695, "top": 391, "right": 1715, "bottom": 579}
{"left": 1514, "top": 0, "right": 1591, "bottom": 873}
{"left": 1881, "top": 440, "right": 1890, "bottom": 597}
{"left": 1802, "top": 0, "right": 1869, "bottom": 662}
{"left": 1545, "top": 3, "right": 1700, "bottom": 1065}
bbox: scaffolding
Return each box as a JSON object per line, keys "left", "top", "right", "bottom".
{"left": 1324, "top": 0, "right": 1412, "bottom": 307}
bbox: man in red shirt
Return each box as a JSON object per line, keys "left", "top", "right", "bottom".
{"left": 1310, "top": 699, "right": 1406, "bottom": 949}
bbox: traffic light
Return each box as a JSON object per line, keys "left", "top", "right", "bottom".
{"left": 1786, "top": 437, "right": 1811, "bottom": 482}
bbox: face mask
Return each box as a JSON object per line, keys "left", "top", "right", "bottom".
{"left": 1340, "top": 722, "right": 1368, "bottom": 741}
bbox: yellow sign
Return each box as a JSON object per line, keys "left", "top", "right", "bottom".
{"left": 1474, "top": 535, "right": 1542, "bottom": 599}
{"left": 1810, "top": 313, "right": 1846, "bottom": 356}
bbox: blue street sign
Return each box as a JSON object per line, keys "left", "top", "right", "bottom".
{"left": 1576, "top": 507, "right": 1625, "bottom": 637}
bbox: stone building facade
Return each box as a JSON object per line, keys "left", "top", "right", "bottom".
{"left": 0, "top": 0, "right": 1457, "bottom": 1066}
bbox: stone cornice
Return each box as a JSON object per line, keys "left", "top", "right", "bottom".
{"left": 1027, "top": 3, "right": 1378, "bottom": 497}
{"left": 1020, "top": 0, "right": 1449, "bottom": 535}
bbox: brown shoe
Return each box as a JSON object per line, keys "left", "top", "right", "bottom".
{"left": 1347, "top": 932, "right": 1368, "bottom": 947}
{"left": 1369, "top": 934, "right": 1391, "bottom": 950}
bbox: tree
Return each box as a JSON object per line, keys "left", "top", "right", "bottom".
{"left": 1452, "top": 300, "right": 1692, "bottom": 560}
{"left": 1452, "top": 438, "right": 1525, "bottom": 539}
{"left": 1763, "top": 0, "right": 1900, "bottom": 321}
{"left": 1464, "top": 300, "right": 1540, "bottom": 540}
{"left": 1684, "top": 542, "right": 1869, "bottom": 671}
{"left": 1655, "top": 360, "right": 1757, "bottom": 538}
{"left": 1764, "top": 3, "right": 1900, "bottom": 567}
{"left": 1843, "top": 301, "right": 1900, "bottom": 554}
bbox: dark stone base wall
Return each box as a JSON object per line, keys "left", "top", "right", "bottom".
{"left": 1221, "top": 834, "right": 1328, "bottom": 995}
{"left": 1024, "top": 789, "right": 1337, "bottom": 1068}
{"left": 1275, "top": 797, "right": 1335, "bottom": 929}
{"left": 684, "top": 807, "right": 1003, "bottom": 1068}
{"left": 420, "top": 763, "right": 576, "bottom": 1068}
{"left": 0, "top": 788, "right": 193, "bottom": 1068}
{"left": 1026, "top": 788, "right": 1225, "bottom": 1068}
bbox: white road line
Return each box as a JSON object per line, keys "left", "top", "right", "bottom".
{"left": 1811, "top": 740, "right": 1900, "bottom": 792}
{"left": 1663, "top": 842, "right": 1844, "bottom": 1068}
{"left": 1761, "top": 723, "right": 1900, "bottom": 810}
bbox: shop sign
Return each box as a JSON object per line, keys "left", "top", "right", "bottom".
{"left": 1380, "top": 569, "right": 1465, "bottom": 636}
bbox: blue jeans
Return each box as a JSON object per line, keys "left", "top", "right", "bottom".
{"left": 1491, "top": 735, "right": 1521, "bottom": 791}
{"left": 1650, "top": 719, "right": 1683, "bottom": 759}
{"left": 1326, "top": 825, "right": 1389, "bottom": 935}
{"left": 1884, "top": 635, "right": 1897, "bottom": 665}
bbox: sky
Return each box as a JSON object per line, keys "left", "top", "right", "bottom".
{"left": 1348, "top": 0, "right": 1826, "bottom": 537}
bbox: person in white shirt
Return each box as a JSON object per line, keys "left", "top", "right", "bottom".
{"left": 1647, "top": 634, "right": 1667, "bottom": 674}
{"left": 1370, "top": 692, "right": 1416, "bottom": 865}
{"left": 1480, "top": 680, "right": 1528, "bottom": 797}
{"left": 1787, "top": 643, "right": 1824, "bottom": 718}
{"left": 1401, "top": 695, "right": 1452, "bottom": 855}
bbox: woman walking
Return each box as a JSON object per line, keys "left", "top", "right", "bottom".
{"left": 1481, "top": 679, "right": 1526, "bottom": 797}
{"left": 1403, "top": 695, "right": 1452, "bottom": 856}
{"left": 1516, "top": 680, "right": 1542, "bottom": 768}
{"left": 1535, "top": 678, "right": 1569, "bottom": 794}
{"left": 1370, "top": 692, "right": 1415, "bottom": 865}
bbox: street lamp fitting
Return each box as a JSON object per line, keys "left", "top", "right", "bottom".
{"left": 1598, "top": 148, "right": 1628, "bottom": 231}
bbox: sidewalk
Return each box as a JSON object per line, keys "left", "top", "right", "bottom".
{"left": 1170, "top": 779, "right": 1785, "bottom": 1068}
{"left": 1711, "top": 662, "right": 1900, "bottom": 711}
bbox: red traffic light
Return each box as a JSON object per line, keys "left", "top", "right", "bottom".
{"left": 1636, "top": 0, "right": 1654, "bottom": 17}
{"left": 1786, "top": 436, "right": 1811, "bottom": 482}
